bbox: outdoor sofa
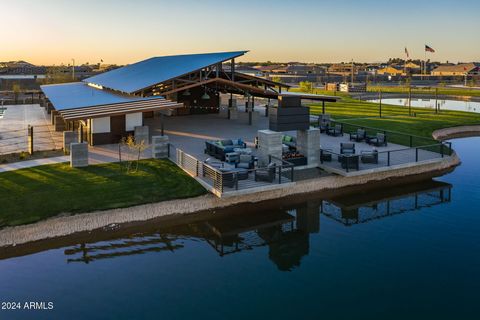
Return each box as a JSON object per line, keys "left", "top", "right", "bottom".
{"left": 254, "top": 163, "right": 276, "bottom": 182}
{"left": 205, "top": 139, "right": 247, "bottom": 161}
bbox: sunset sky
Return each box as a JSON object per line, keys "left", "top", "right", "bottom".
{"left": 1, "top": 0, "right": 479, "bottom": 65}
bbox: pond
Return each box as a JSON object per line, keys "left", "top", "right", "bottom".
{"left": 368, "top": 98, "right": 480, "bottom": 113}
{"left": 1, "top": 138, "right": 479, "bottom": 320}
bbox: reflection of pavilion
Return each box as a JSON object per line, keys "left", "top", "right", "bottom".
{"left": 61, "top": 180, "right": 452, "bottom": 270}
{"left": 198, "top": 205, "right": 320, "bottom": 271}
{"left": 321, "top": 180, "right": 452, "bottom": 226}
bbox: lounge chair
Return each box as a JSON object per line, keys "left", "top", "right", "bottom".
{"left": 254, "top": 163, "right": 276, "bottom": 182}
{"left": 367, "top": 133, "right": 387, "bottom": 147}
{"left": 350, "top": 129, "right": 366, "bottom": 142}
{"left": 340, "top": 143, "right": 355, "bottom": 155}
{"left": 327, "top": 124, "right": 343, "bottom": 136}
{"left": 282, "top": 135, "right": 296, "bottom": 150}
{"left": 360, "top": 150, "right": 378, "bottom": 164}
{"left": 235, "top": 155, "right": 255, "bottom": 169}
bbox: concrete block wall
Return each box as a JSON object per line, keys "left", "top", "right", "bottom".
{"left": 70, "top": 142, "right": 88, "bottom": 167}
{"left": 63, "top": 131, "right": 79, "bottom": 155}
{"left": 257, "top": 129, "right": 283, "bottom": 166}
{"left": 152, "top": 135, "right": 169, "bottom": 159}
{"left": 134, "top": 126, "right": 149, "bottom": 144}
{"left": 296, "top": 128, "right": 320, "bottom": 168}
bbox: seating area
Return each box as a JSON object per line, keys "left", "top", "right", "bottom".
{"left": 205, "top": 138, "right": 248, "bottom": 161}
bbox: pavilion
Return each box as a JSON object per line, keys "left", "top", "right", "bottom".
{"left": 41, "top": 51, "right": 338, "bottom": 145}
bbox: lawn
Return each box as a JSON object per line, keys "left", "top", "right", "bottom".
{"left": 0, "top": 159, "right": 207, "bottom": 227}
{"left": 290, "top": 88, "right": 480, "bottom": 139}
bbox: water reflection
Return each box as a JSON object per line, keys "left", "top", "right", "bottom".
{"left": 61, "top": 180, "right": 452, "bottom": 271}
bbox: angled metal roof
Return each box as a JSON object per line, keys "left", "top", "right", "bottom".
{"left": 83, "top": 51, "right": 248, "bottom": 94}
{"left": 41, "top": 82, "right": 165, "bottom": 111}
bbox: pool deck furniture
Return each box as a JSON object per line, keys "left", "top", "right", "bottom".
{"left": 367, "top": 133, "right": 387, "bottom": 147}
{"left": 350, "top": 129, "right": 366, "bottom": 142}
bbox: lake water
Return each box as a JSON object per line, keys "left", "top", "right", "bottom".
{"left": 368, "top": 98, "right": 480, "bottom": 113}
{"left": 1, "top": 138, "right": 479, "bottom": 320}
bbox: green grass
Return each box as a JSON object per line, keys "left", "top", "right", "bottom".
{"left": 0, "top": 159, "right": 207, "bottom": 227}
{"left": 290, "top": 87, "right": 480, "bottom": 146}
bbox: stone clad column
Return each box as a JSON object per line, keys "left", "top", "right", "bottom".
{"left": 257, "top": 129, "right": 282, "bottom": 166}
{"left": 63, "top": 131, "right": 79, "bottom": 155}
{"left": 296, "top": 128, "right": 320, "bottom": 168}
{"left": 134, "top": 126, "right": 149, "bottom": 144}
{"left": 152, "top": 135, "right": 169, "bottom": 159}
{"left": 70, "top": 142, "right": 88, "bottom": 167}
{"left": 228, "top": 98, "right": 238, "bottom": 120}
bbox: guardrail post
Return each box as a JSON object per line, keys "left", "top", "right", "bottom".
{"left": 320, "top": 150, "right": 324, "bottom": 164}
{"left": 415, "top": 148, "right": 419, "bottom": 162}
{"left": 235, "top": 173, "right": 239, "bottom": 190}
{"left": 387, "top": 151, "right": 390, "bottom": 166}
{"left": 291, "top": 166, "right": 294, "bottom": 182}
{"left": 409, "top": 136, "right": 413, "bottom": 147}
{"left": 440, "top": 143, "right": 444, "bottom": 158}
{"left": 345, "top": 156, "right": 349, "bottom": 173}
{"left": 278, "top": 166, "right": 282, "bottom": 184}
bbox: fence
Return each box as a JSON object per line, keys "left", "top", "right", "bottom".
{"left": 168, "top": 143, "right": 295, "bottom": 195}
{"left": 320, "top": 140, "right": 452, "bottom": 174}
{"left": 0, "top": 125, "right": 62, "bottom": 156}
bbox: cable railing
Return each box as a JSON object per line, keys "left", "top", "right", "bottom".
{"left": 320, "top": 140, "right": 452, "bottom": 174}
{"left": 169, "top": 143, "right": 295, "bottom": 195}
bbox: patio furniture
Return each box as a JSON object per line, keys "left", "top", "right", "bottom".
{"left": 318, "top": 114, "right": 331, "bottom": 133}
{"left": 360, "top": 150, "right": 379, "bottom": 164}
{"left": 339, "top": 155, "right": 360, "bottom": 170}
{"left": 367, "top": 133, "right": 387, "bottom": 147}
{"left": 327, "top": 124, "right": 343, "bottom": 136}
{"left": 350, "top": 129, "right": 366, "bottom": 142}
{"left": 225, "top": 152, "right": 240, "bottom": 164}
{"left": 235, "top": 155, "right": 255, "bottom": 169}
{"left": 233, "top": 147, "right": 253, "bottom": 155}
{"left": 320, "top": 149, "right": 333, "bottom": 162}
{"left": 340, "top": 143, "right": 355, "bottom": 155}
{"left": 205, "top": 138, "right": 247, "bottom": 161}
{"left": 254, "top": 163, "right": 276, "bottom": 182}
{"left": 282, "top": 135, "right": 296, "bottom": 150}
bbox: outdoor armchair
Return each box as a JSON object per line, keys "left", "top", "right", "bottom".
{"left": 350, "top": 129, "right": 366, "bottom": 142}
{"left": 327, "top": 124, "right": 343, "bottom": 136}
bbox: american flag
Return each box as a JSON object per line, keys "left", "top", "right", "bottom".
{"left": 425, "top": 45, "right": 435, "bottom": 53}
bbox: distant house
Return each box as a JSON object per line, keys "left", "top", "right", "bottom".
{"left": 377, "top": 66, "right": 404, "bottom": 76}
{"left": 404, "top": 62, "right": 421, "bottom": 69}
{"left": 285, "top": 64, "right": 325, "bottom": 75}
{"left": 431, "top": 63, "right": 479, "bottom": 76}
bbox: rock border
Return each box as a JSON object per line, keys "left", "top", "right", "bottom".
{"left": 0, "top": 153, "right": 460, "bottom": 247}
{"left": 432, "top": 125, "right": 480, "bottom": 141}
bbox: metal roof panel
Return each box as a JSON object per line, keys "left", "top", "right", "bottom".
{"left": 83, "top": 51, "right": 248, "bottom": 94}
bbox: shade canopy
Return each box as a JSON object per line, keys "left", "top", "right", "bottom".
{"left": 83, "top": 51, "right": 248, "bottom": 94}
{"left": 41, "top": 82, "right": 182, "bottom": 120}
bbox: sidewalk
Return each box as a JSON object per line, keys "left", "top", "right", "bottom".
{"left": 0, "top": 156, "right": 69, "bottom": 173}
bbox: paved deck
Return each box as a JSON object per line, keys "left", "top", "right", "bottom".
{"left": 144, "top": 109, "right": 441, "bottom": 174}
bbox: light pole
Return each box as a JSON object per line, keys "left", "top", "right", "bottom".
{"left": 71, "top": 58, "right": 75, "bottom": 80}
